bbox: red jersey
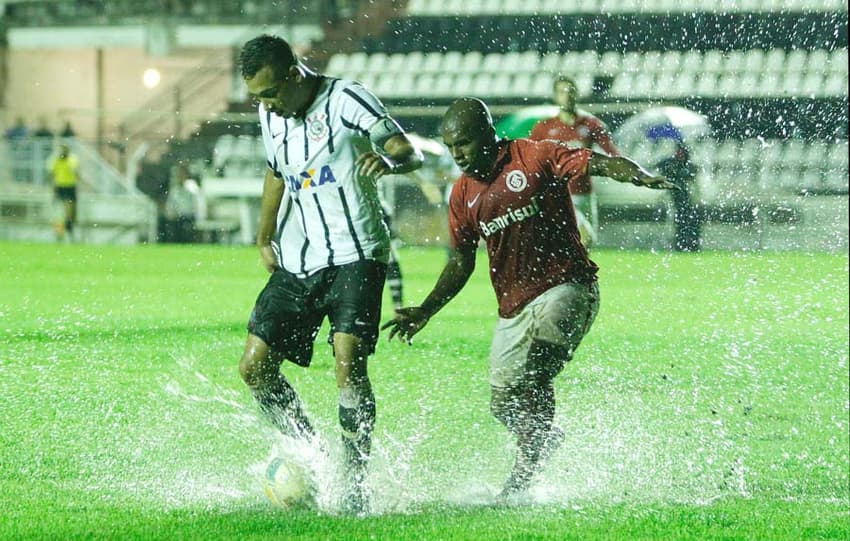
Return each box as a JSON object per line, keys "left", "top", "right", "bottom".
{"left": 529, "top": 111, "right": 620, "bottom": 195}
{"left": 448, "top": 139, "right": 599, "bottom": 318}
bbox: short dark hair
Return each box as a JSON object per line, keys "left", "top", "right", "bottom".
{"left": 240, "top": 34, "right": 296, "bottom": 80}
{"left": 553, "top": 75, "right": 577, "bottom": 93}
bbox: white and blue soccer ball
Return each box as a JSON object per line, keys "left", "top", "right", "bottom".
{"left": 263, "top": 457, "right": 314, "bottom": 509}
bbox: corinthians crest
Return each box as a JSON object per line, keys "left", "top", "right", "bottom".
{"left": 306, "top": 113, "right": 329, "bottom": 142}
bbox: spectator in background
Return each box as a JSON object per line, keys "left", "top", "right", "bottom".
{"left": 656, "top": 143, "right": 701, "bottom": 252}
{"left": 60, "top": 120, "right": 76, "bottom": 139}
{"left": 529, "top": 75, "right": 621, "bottom": 248}
{"left": 5, "top": 116, "right": 29, "bottom": 182}
{"left": 32, "top": 117, "right": 53, "bottom": 139}
{"left": 48, "top": 143, "right": 81, "bottom": 241}
{"left": 163, "top": 163, "right": 205, "bottom": 243}
{"left": 4, "top": 116, "right": 27, "bottom": 140}
{"left": 32, "top": 117, "right": 55, "bottom": 176}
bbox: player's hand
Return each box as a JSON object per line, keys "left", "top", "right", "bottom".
{"left": 258, "top": 244, "right": 279, "bottom": 273}
{"left": 634, "top": 174, "right": 677, "bottom": 190}
{"left": 381, "top": 307, "right": 430, "bottom": 344}
{"left": 355, "top": 152, "right": 391, "bottom": 179}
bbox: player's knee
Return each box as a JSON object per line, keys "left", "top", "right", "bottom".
{"left": 239, "top": 352, "right": 275, "bottom": 389}
{"left": 526, "top": 340, "right": 570, "bottom": 384}
{"left": 490, "top": 390, "right": 519, "bottom": 432}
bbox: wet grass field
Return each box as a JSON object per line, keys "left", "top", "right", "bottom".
{"left": 1, "top": 242, "right": 847, "bottom": 540}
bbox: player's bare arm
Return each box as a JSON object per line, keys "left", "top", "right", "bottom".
{"left": 588, "top": 152, "right": 676, "bottom": 190}
{"left": 382, "top": 244, "right": 476, "bottom": 343}
{"left": 355, "top": 132, "right": 424, "bottom": 179}
{"left": 256, "top": 167, "right": 285, "bottom": 273}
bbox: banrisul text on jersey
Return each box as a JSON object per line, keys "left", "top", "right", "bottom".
{"left": 479, "top": 196, "right": 541, "bottom": 238}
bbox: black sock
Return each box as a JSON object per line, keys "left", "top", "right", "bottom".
{"left": 339, "top": 384, "right": 376, "bottom": 482}
{"left": 252, "top": 374, "right": 314, "bottom": 438}
{"left": 386, "top": 260, "right": 403, "bottom": 309}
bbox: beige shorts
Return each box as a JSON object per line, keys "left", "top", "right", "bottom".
{"left": 489, "top": 281, "right": 599, "bottom": 388}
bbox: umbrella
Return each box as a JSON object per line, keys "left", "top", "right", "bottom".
{"left": 494, "top": 105, "right": 559, "bottom": 139}
{"left": 614, "top": 106, "right": 712, "bottom": 166}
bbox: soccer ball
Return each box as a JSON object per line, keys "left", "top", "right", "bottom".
{"left": 263, "top": 457, "right": 314, "bottom": 509}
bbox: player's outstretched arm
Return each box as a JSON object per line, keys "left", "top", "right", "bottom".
{"left": 382, "top": 245, "right": 475, "bottom": 344}
{"left": 588, "top": 152, "right": 676, "bottom": 190}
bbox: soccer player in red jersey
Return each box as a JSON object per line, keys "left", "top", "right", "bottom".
{"left": 530, "top": 75, "right": 622, "bottom": 247}
{"left": 383, "top": 98, "right": 673, "bottom": 498}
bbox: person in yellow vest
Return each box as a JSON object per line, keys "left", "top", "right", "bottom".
{"left": 49, "top": 144, "right": 81, "bottom": 241}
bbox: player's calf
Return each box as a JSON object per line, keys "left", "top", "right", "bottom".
{"left": 338, "top": 381, "right": 375, "bottom": 515}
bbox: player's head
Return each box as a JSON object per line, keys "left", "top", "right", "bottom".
{"left": 553, "top": 75, "right": 578, "bottom": 112}
{"left": 58, "top": 144, "right": 69, "bottom": 158}
{"left": 240, "top": 34, "right": 309, "bottom": 118}
{"left": 440, "top": 98, "right": 498, "bottom": 179}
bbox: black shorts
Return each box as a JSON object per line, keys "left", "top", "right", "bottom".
{"left": 55, "top": 186, "right": 77, "bottom": 202}
{"left": 247, "top": 259, "right": 387, "bottom": 367}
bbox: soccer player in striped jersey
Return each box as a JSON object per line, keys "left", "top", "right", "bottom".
{"left": 237, "top": 34, "right": 422, "bottom": 515}
{"left": 384, "top": 98, "right": 672, "bottom": 500}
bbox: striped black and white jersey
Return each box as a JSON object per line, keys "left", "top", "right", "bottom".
{"left": 259, "top": 78, "right": 400, "bottom": 278}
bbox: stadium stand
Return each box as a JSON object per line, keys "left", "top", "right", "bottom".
{"left": 1, "top": 0, "right": 846, "bottom": 250}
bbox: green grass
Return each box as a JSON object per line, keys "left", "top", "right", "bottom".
{"left": 0, "top": 242, "right": 847, "bottom": 540}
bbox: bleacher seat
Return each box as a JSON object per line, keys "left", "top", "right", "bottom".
{"left": 460, "top": 51, "right": 484, "bottom": 73}
{"left": 403, "top": 51, "right": 426, "bottom": 74}
{"left": 598, "top": 51, "right": 621, "bottom": 76}
{"left": 491, "top": 73, "right": 514, "bottom": 97}
{"left": 695, "top": 73, "right": 719, "bottom": 97}
{"left": 471, "top": 72, "right": 494, "bottom": 96}
{"left": 442, "top": 51, "right": 464, "bottom": 73}
{"left": 453, "top": 73, "right": 476, "bottom": 95}
{"left": 609, "top": 73, "right": 634, "bottom": 97}
{"left": 385, "top": 53, "right": 407, "bottom": 74}
{"left": 414, "top": 73, "right": 437, "bottom": 97}
{"left": 511, "top": 73, "right": 535, "bottom": 98}
{"left": 431, "top": 73, "right": 456, "bottom": 98}
{"left": 481, "top": 52, "right": 505, "bottom": 73}
{"left": 532, "top": 72, "right": 555, "bottom": 98}
{"left": 347, "top": 52, "right": 369, "bottom": 73}
{"left": 780, "top": 72, "right": 803, "bottom": 96}
{"left": 828, "top": 48, "right": 848, "bottom": 74}
{"left": 735, "top": 73, "right": 761, "bottom": 98}
{"left": 822, "top": 73, "right": 848, "bottom": 96}
{"left": 702, "top": 50, "right": 725, "bottom": 73}
{"left": 621, "top": 52, "right": 643, "bottom": 74}
{"left": 743, "top": 49, "right": 765, "bottom": 73}
{"left": 671, "top": 73, "right": 696, "bottom": 98}
{"left": 657, "top": 51, "right": 682, "bottom": 74}
{"left": 367, "top": 52, "right": 389, "bottom": 74}
{"left": 640, "top": 51, "right": 663, "bottom": 74}
{"left": 763, "top": 49, "right": 786, "bottom": 72}
{"left": 540, "top": 52, "right": 562, "bottom": 73}
{"left": 680, "top": 50, "right": 703, "bottom": 75}
{"left": 799, "top": 73, "right": 822, "bottom": 96}
{"left": 421, "top": 52, "right": 443, "bottom": 73}
{"left": 759, "top": 72, "right": 782, "bottom": 97}
{"left": 785, "top": 49, "right": 808, "bottom": 73}
{"left": 326, "top": 54, "right": 348, "bottom": 75}
{"left": 724, "top": 50, "right": 747, "bottom": 74}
